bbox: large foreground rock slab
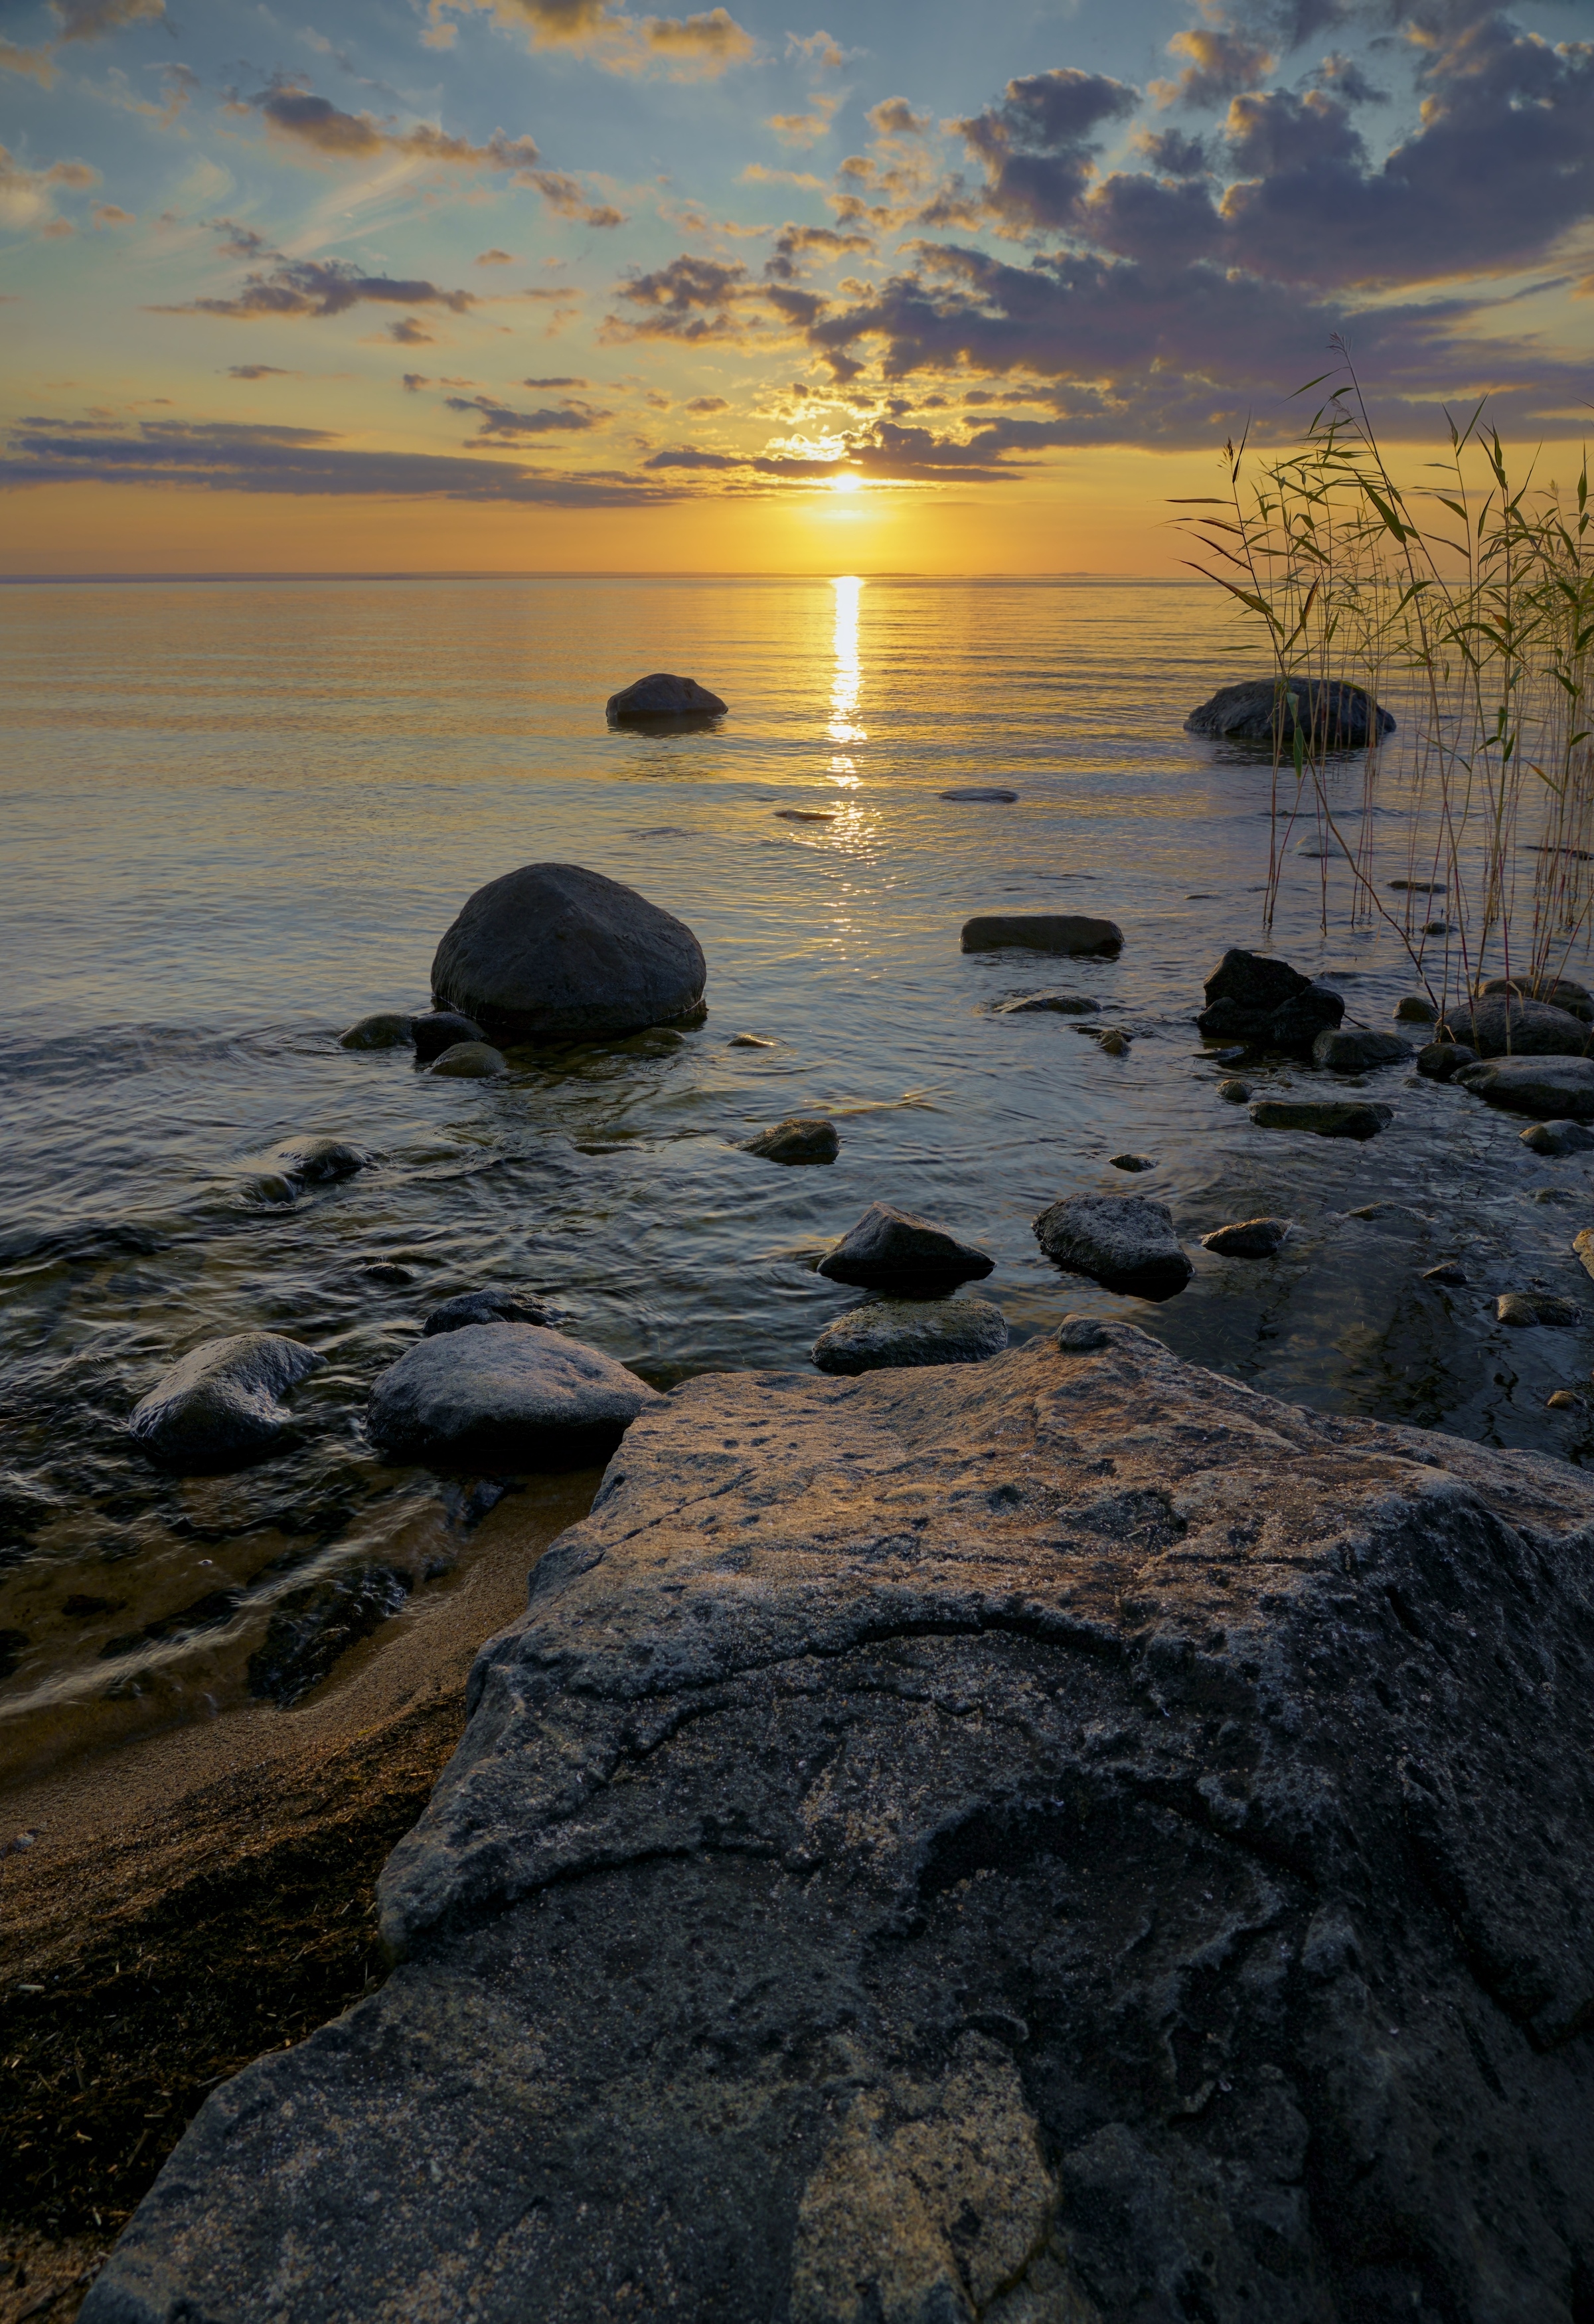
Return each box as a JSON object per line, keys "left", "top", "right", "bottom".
{"left": 366, "top": 1321, "right": 657, "bottom": 1469}
{"left": 128, "top": 1333, "right": 325, "bottom": 1473}
{"left": 89, "top": 1333, "right": 1594, "bottom": 2322}
{"left": 431, "top": 863, "right": 706, "bottom": 1042}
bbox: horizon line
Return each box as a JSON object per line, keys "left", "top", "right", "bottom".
{"left": 0, "top": 568, "right": 1200, "bottom": 587}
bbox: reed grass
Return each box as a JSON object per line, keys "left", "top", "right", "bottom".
{"left": 1175, "top": 345, "right": 1593, "bottom": 1023}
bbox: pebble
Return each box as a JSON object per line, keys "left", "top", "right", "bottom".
{"left": 412, "top": 1010, "right": 485, "bottom": 1064}
{"left": 773, "top": 809, "right": 835, "bottom": 823}
{"left": 728, "top": 1033, "right": 778, "bottom": 1048}
{"left": 1394, "top": 997, "right": 1439, "bottom": 1025}
{"left": 1417, "top": 1041, "right": 1478, "bottom": 1080}
{"left": 270, "top": 1135, "right": 368, "bottom": 1185}
{"left": 423, "top": 1287, "right": 558, "bottom": 1336}
{"left": 1094, "top": 1031, "right": 1131, "bottom": 1057}
{"left": 1520, "top": 1120, "right": 1594, "bottom": 1156}
{"left": 991, "top": 992, "right": 1100, "bottom": 1017}
{"left": 1249, "top": 1098, "right": 1393, "bottom": 1141}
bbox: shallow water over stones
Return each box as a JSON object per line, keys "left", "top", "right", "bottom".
{"left": 5, "top": 573, "right": 1594, "bottom": 1775}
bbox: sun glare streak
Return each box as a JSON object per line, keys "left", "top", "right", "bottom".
{"left": 829, "top": 575, "right": 864, "bottom": 782}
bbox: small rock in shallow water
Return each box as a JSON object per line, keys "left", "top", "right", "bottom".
{"left": 773, "top": 808, "right": 835, "bottom": 823}
{"left": 1520, "top": 1120, "right": 1594, "bottom": 1156}
{"left": 1196, "top": 949, "right": 1344, "bottom": 1056}
{"left": 1548, "top": 1390, "right": 1586, "bottom": 1410}
{"left": 818, "top": 1204, "right": 994, "bottom": 1292}
{"left": 1297, "top": 833, "right": 1346, "bottom": 859}
{"left": 991, "top": 991, "right": 1099, "bottom": 1017}
{"left": 411, "top": 1009, "right": 484, "bottom": 1063}
{"left": 1348, "top": 1202, "right": 1430, "bottom": 1225}
{"left": 940, "top": 787, "right": 1018, "bottom": 803}
{"left": 1312, "top": 1027, "right": 1410, "bottom": 1072}
{"left": 811, "top": 1295, "right": 1008, "bottom": 1376}
{"left": 1033, "top": 1193, "right": 1192, "bottom": 1301}
{"left": 744, "top": 1118, "right": 840, "bottom": 1165}
{"left": 1093, "top": 1030, "right": 1131, "bottom": 1056}
{"left": 1498, "top": 1291, "right": 1580, "bottom": 1328}
{"left": 270, "top": 1135, "right": 368, "bottom": 1185}
{"left": 1249, "top": 1098, "right": 1393, "bottom": 1141}
{"left": 1390, "top": 878, "right": 1447, "bottom": 894}
{"left": 728, "top": 1032, "right": 777, "bottom": 1048}
{"left": 1417, "top": 1040, "right": 1476, "bottom": 1080}
{"left": 1456, "top": 1056, "right": 1594, "bottom": 1118}
{"left": 1184, "top": 675, "right": 1394, "bottom": 745}
{"left": 1423, "top": 1260, "right": 1469, "bottom": 1286}
{"left": 1200, "top": 1217, "right": 1293, "bottom": 1258}
{"left": 1217, "top": 1077, "right": 1253, "bottom": 1102}
{"left": 423, "top": 1287, "right": 558, "bottom": 1336}
{"left": 246, "top": 1565, "right": 412, "bottom": 1708}
{"left": 130, "top": 1333, "right": 325, "bottom": 1473}
{"left": 360, "top": 1261, "right": 414, "bottom": 1286}
{"left": 961, "top": 912, "right": 1123, "bottom": 957}
{"left": 1534, "top": 1188, "right": 1577, "bottom": 1204}
{"left": 1395, "top": 997, "right": 1439, "bottom": 1025}
{"left": 1423, "top": 919, "right": 1451, "bottom": 936}
{"left": 427, "top": 1041, "right": 508, "bottom": 1078}
{"left": 1108, "top": 1153, "right": 1153, "bottom": 1172}
{"left": 368, "top": 1323, "right": 658, "bottom": 1470}
{"left": 339, "top": 1013, "right": 414, "bottom": 1050}
{"left": 1055, "top": 1313, "right": 1109, "bottom": 1350}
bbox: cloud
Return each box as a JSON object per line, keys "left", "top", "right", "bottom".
{"left": 226, "top": 364, "right": 295, "bottom": 378}
{"left": 423, "top": 0, "right": 753, "bottom": 76}
{"left": 0, "top": 415, "right": 673, "bottom": 504}
{"left": 955, "top": 68, "right": 1141, "bottom": 232}
{"left": 605, "top": 253, "right": 753, "bottom": 341}
{"left": 866, "top": 96, "right": 931, "bottom": 137}
{"left": 740, "top": 162, "right": 827, "bottom": 190}
{"left": 686, "top": 394, "right": 728, "bottom": 411}
{"left": 446, "top": 392, "right": 608, "bottom": 434}
{"left": 92, "top": 203, "right": 135, "bottom": 226}
{"left": 402, "top": 373, "right": 431, "bottom": 390}
{"left": 523, "top": 170, "right": 626, "bottom": 226}
{"left": 1151, "top": 20, "right": 1275, "bottom": 110}
{"left": 1133, "top": 127, "right": 1210, "bottom": 175}
{"left": 0, "top": 38, "right": 56, "bottom": 84}
{"left": 523, "top": 374, "right": 589, "bottom": 385}
{"left": 642, "top": 444, "right": 741, "bottom": 467}
{"left": 765, "top": 90, "right": 843, "bottom": 147}
{"left": 0, "top": 142, "right": 98, "bottom": 230}
{"left": 765, "top": 222, "right": 873, "bottom": 280}
{"left": 205, "top": 218, "right": 273, "bottom": 260}
{"left": 785, "top": 29, "right": 852, "bottom": 68}
{"left": 50, "top": 0, "right": 165, "bottom": 35}
{"left": 159, "top": 256, "right": 479, "bottom": 322}
{"left": 384, "top": 317, "right": 438, "bottom": 345}
{"left": 476, "top": 248, "right": 516, "bottom": 264}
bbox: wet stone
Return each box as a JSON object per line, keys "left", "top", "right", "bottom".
{"left": 1217, "top": 1078, "right": 1253, "bottom": 1102}
{"left": 1417, "top": 1041, "right": 1478, "bottom": 1080}
{"left": 269, "top": 1136, "right": 368, "bottom": 1186}
{"left": 427, "top": 1042, "right": 508, "bottom": 1079}
{"left": 1200, "top": 1217, "right": 1293, "bottom": 1259}
{"left": 940, "top": 787, "right": 1018, "bottom": 803}
{"left": 1395, "top": 997, "right": 1439, "bottom": 1025}
{"left": 989, "top": 991, "right": 1100, "bottom": 1017}
{"left": 810, "top": 1296, "right": 1008, "bottom": 1377}
{"left": 817, "top": 1205, "right": 994, "bottom": 1294}
{"left": 960, "top": 914, "right": 1123, "bottom": 957}
{"left": 1108, "top": 1154, "right": 1154, "bottom": 1173}
{"left": 1054, "top": 1313, "right": 1109, "bottom": 1351}
{"left": 744, "top": 1118, "right": 840, "bottom": 1165}
{"left": 1497, "top": 1292, "right": 1581, "bottom": 1329}
{"left": 1457, "top": 1057, "right": 1594, "bottom": 1120}
{"left": 410, "top": 1010, "right": 484, "bottom": 1064}
{"left": 1423, "top": 1260, "right": 1469, "bottom": 1286}
{"left": 1520, "top": 1120, "right": 1594, "bottom": 1157}
{"left": 339, "top": 1013, "right": 414, "bottom": 1050}
{"left": 422, "top": 1288, "right": 559, "bottom": 1337}
{"left": 1249, "top": 1099, "right": 1393, "bottom": 1141}
{"left": 129, "top": 1335, "right": 326, "bottom": 1475}
{"left": 1033, "top": 1193, "right": 1192, "bottom": 1301}
{"left": 367, "top": 1323, "right": 658, "bottom": 1472}
{"left": 1312, "top": 1028, "right": 1409, "bottom": 1072}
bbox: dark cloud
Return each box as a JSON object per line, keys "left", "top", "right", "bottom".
{"left": 641, "top": 444, "right": 741, "bottom": 467}
{"left": 385, "top": 317, "right": 438, "bottom": 345}
{"left": 204, "top": 218, "right": 274, "bottom": 260}
{"left": 158, "top": 258, "right": 479, "bottom": 322}
{"left": 955, "top": 68, "right": 1141, "bottom": 231}
{"left": 224, "top": 364, "right": 295, "bottom": 379}
{"left": 402, "top": 373, "right": 430, "bottom": 391}
{"left": 764, "top": 223, "right": 874, "bottom": 281}
{"left": 476, "top": 248, "right": 515, "bottom": 264}
{"left": 0, "top": 416, "right": 670, "bottom": 505}
{"left": 1152, "top": 24, "right": 1275, "bottom": 108}
{"left": 1134, "top": 127, "right": 1210, "bottom": 176}
{"left": 445, "top": 393, "right": 607, "bottom": 434}
{"left": 605, "top": 254, "right": 752, "bottom": 340}
{"left": 685, "top": 394, "right": 728, "bottom": 411}
{"left": 522, "top": 374, "right": 589, "bottom": 386}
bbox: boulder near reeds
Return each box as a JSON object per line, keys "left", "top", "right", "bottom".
{"left": 1196, "top": 949, "right": 1344, "bottom": 1054}
{"left": 431, "top": 863, "right": 707, "bottom": 1042}
{"left": 1184, "top": 676, "right": 1394, "bottom": 747}
{"left": 1439, "top": 993, "right": 1594, "bottom": 1059}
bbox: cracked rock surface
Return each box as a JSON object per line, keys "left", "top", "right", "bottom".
{"left": 86, "top": 1331, "right": 1594, "bottom": 2323}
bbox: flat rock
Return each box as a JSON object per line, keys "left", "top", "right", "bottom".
{"left": 1200, "top": 1216, "right": 1292, "bottom": 1258}
{"left": 940, "top": 786, "right": 1017, "bottom": 803}
{"left": 1196, "top": 949, "right": 1344, "bottom": 1056}
{"left": 1455, "top": 1056, "right": 1594, "bottom": 1120}
{"left": 745, "top": 1118, "right": 840, "bottom": 1165}
{"left": 1390, "top": 878, "right": 1447, "bottom": 893}
{"left": 817, "top": 1204, "right": 994, "bottom": 1293}
{"left": 1184, "top": 675, "right": 1395, "bottom": 746}
{"left": 1521, "top": 1120, "right": 1594, "bottom": 1157}
{"left": 810, "top": 1295, "right": 1008, "bottom": 1375}
{"left": 1440, "top": 994, "right": 1593, "bottom": 1059}
{"left": 410, "top": 1009, "right": 483, "bottom": 1063}
{"left": 1249, "top": 1098, "right": 1393, "bottom": 1141}
{"left": 773, "top": 808, "right": 834, "bottom": 823}
{"left": 338, "top": 1012, "right": 413, "bottom": 1050}
{"left": 1033, "top": 1192, "right": 1192, "bottom": 1300}
{"left": 426, "top": 1040, "right": 507, "bottom": 1078}
{"left": 606, "top": 672, "right": 727, "bottom": 718}
{"left": 1311, "top": 1027, "right": 1409, "bottom": 1072}
{"left": 432, "top": 863, "right": 706, "bottom": 1043}
{"left": 87, "top": 1332, "right": 1594, "bottom": 2324}
{"left": 366, "top": 1322, "right": 657, "bottom": 1471}
{"left": 129, "top": 1334, "right": 325, "bottom": 1474}
{"left": 960, "top": 914, "right": 1123, "bottom": 957}
{"left": 268, "top": 1135, "right": 368, "bottom": 1185}
{"left": 1497, "top": 1291, "right": 1580, "bottom": 1328}
{"left": 422, "top": 1287, "right": 558, "bottom": 1337}
{"left": 1417, "top": 1040, "right": 1476, "bottom": 1080}
{"left": 990, "top": 991, "right": 1099, "bottom": 1017}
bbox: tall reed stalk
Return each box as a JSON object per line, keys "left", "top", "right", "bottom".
{"left": 1175, "top": 348, "right": 1594, "bottom": 1023}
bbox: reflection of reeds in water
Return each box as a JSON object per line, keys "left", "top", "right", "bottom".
{"left": 1176, "top": 345, "right": 1593, "bottom": 1018}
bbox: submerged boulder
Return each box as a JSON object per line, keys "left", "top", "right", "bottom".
{"left": 1441, "top": 993, "right": 1593, "bottom": 1060}
{"left": 1184, "top": 675, "right": 1395, "bottom": 747}
{"left": 1249, "top": 1097, "right": 1392, "bottom": 1140}
{"left": 606, "top": 673, "right": 727, "bottom": 719}
{"left": 426, "top": 1041, "right": 507, "bottom": 1079}
{"left": 811, "top": 1294, "right": 1008, "bottom": 1375}
{"left": 85, "top": 1331, "right": 1594, "bottom": 2324}
{"left": 267, "top": 1135, "right": 368, "bottom": 1185}
{"left": 1196, "top": 949, "right": 1344, "bottom": 1055}
{"left": 410, "top": 1009, "right": 483, "bottom": 1063}
{"left": 1417, "top": 1040, "right": 1476, "bottom": 1080}
{"left": 338, "top": 1012, "right": 413, "bottom": 1050}
{"left": 431, "top": 863, "right": 707, "bottom": 1042}
{"left": 422, "top": 1287, "right": 558, "bottom": 1337}
{"left": 744, "top": 1118, "right": 840, "bottom": 1165}
{"left": 960, "top": 914, "right": 1123, "bottom": 957}
{"left": 129, "top": 1334, "right": 325, "bottom": 1473}
{"left": 366, "top": 1322, "right": 657, "bottom": 1470}
{"left": 1032, "top": 1192, "right": 1192, "bottom": 1299}
{"left": 1456, "top": 1056, "right": 1594, "bottom": 1120}
{"left": 1200, "top": 1216, "right": 1293, "bottom": 1258}
{"left": 817, "top": 1204, "right": 994, "bottom": 1293}
{"left": 989, "top": 990, "right": 1100, "bottom": 1017}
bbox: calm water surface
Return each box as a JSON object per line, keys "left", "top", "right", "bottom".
{"left": 3, "top": 574, "right": 1591, "bottom": 1778}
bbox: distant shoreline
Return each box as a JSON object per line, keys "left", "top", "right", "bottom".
{"left": 0, "top": 570, "right": 1204, "bottom": 587}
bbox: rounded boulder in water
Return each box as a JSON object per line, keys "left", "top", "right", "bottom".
{"left": 427, "top": 1042, "right": 508, "bottom": 1079}
{"left": 1032, "top": 1193, "right": 1192, "bottom": 1301}
{"left": 339, "top": 1013, "right": 414, "bottom": 1050}
{"left": 129, "top": 1333, "right": 326, "bottom": 1473}
{"left": 605, "top": 673, "right": 727, "bottom": 720}
{"left": 744, "top": 1118, "right": 840, "bottom": 1165}
{"left": 430, "top": 863, "right": 707, "bottom": 1042}
{"left": 422, "top": 1287, "right": 558, "bottom": 1337}
{"left": 367, "top": 1322, "right": 658, "bottom": 1471}
{"left": 811, "top": 1295, "right": 1008, "bottom": 1376}
{"left": 412, "top": 1009, "right": 484, "bottom": 1063}
{"left": 817, "top": 1204, "right": 994, "bottom": 1293}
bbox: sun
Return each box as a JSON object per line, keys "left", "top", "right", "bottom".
{"left": 830, "top": 471, "right": 863, "bottom": 494}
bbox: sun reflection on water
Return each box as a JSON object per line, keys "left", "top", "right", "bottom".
{"left": 828, "top": 575, "right": 865, "bottom": 789}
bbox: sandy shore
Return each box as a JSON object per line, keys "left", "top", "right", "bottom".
{"left": 0, "top": 1469, "right": 599, "bottom": 2323}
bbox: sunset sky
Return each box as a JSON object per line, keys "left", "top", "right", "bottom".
{"left": 2, "top": 0, "right": 1591, "bottom": 573}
